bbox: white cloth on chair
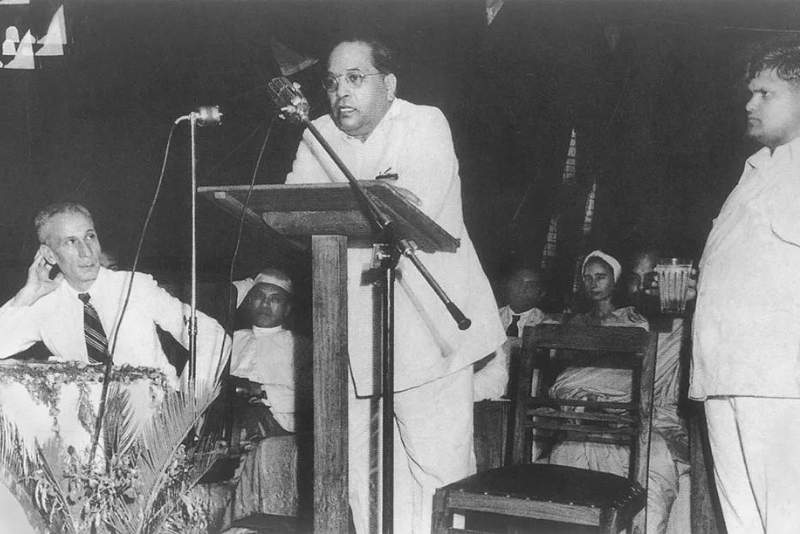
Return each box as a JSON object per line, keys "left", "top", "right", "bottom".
{"left": 547, "top": 309, "right": 689, "bottom": 534}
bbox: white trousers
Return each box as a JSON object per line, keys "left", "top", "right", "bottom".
{"left": 705, "top": 396, "right": 800, "bottom": 534}
{"left": 646, "top": 433, "right": 690, "bottom": 534}
{"left": 349, "top": 366, "right": 476, "bottom": 534}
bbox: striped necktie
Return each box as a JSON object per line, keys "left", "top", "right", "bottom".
{"left": 506, "top": 314, "right": 521, "bottom": 337}
{"left": 78, "top": 293, "right": 109, "bottom": 364}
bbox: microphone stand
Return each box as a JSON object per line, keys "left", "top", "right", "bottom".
{"left": 174, "top": 106, "right": 222, "bottom": 390}
{"left": 297, "top": 118, "right": 471, "bottom": 534}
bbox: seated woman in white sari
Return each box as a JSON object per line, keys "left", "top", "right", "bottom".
{"left": 547, "top": 250, "right": 688, "bottom": 534}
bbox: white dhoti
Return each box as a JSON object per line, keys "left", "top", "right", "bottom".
{"left": 705, "top": 396, "right": 800, "bottom": 534}
{"left": 349, "top": 366, "right": 475, "bottom": 534}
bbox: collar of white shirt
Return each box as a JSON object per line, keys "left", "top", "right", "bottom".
{"left": 58, "top": 266, "right": 110, "bottom": 301}
{"left": 251, "top": 325, "right": 285, "bottom": 338}
{"left": 748, "top": 135, "right": 800, "bottom": 169}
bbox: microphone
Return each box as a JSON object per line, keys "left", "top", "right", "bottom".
{"left": 267, "top": 77, "right": 309, "bottom": 122}
{"left": 194, "top": 105, "right": 223, "bottom": 126}
{"left": 173, "top": 105, "right": 223, "bottom": 126}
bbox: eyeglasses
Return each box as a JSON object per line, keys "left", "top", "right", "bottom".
{"left": 322, "top": 69, "right": 384, "bottom": 92}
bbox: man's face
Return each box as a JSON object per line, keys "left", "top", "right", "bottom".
{"left": 326, "top": 41, "right": 397, "bottom": 141}
{"left": 582, "top": 260, "right": 615, "bottom": 302}
{"left": 746, "top": 68, "right": 800, "bottom": 149}
{"left": 41, "top": 212, "right": 102, "bottom": 291}
{"left": 628, "top": 253, "right": 657, "bottom": 295}
{"left": 506, "top": 269, "right": 545, "bottom": 313}
{"left": 243, "top": 283, "right": 291, "bottom": 328}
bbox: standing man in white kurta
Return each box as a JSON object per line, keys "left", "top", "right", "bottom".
{"left": 285, "top": 38, "right": 505, "bottom": 533}
{"left": 691, "top": 40, "right": 800, "bottom": 534}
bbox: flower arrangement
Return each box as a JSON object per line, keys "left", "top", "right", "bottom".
{"left": 0, "top": 362, "right": 222, "bottom": 534}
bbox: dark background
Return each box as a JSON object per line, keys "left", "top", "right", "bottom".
{"left": 1, "top": 0, "right": 796, "bottom": 307}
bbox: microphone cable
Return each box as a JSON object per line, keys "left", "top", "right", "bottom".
{"left": 90, "top": 121, "right": 178, "bottom": 465}
{"left": 225, "top": 115, "right": 276, "bottom": 328}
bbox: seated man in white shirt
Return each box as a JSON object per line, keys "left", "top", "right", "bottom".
{"left": 499, "top": 266, "right": 548, "bottom": 338}
{"left": 226, "top": 269, "right": 312, "bottom": 519}
{"left": 0, "top": 202, "right": 228, "bottom": 389}
{"left": 474, "top": 266, "right": 549, "bottom": 401}
{"left": 229, "top": 270, "right": 311, "bottom": 436}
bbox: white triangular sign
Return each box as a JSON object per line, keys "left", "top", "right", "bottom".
{"left": 4, "top": 30, "right": 35, "bottom": 69}
{"left": 36, "top": 5, "right": 66, "bottom": 56}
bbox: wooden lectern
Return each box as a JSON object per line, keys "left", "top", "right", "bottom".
{"left": 199, "top": 181, "right": 459, "bottom": 533}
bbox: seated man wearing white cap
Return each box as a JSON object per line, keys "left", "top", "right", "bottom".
{"left": 227, "top": 269, "right": 311, "bottom": 518}
{"left": 230, "top": 269, "right": 311, "bottom": 435}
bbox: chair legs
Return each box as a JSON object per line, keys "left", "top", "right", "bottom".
{"left": 600, "top": 508, "right": 638, "bottom": 534}
{"left": 431, "top": 489, "right": 451, "bottom": 534}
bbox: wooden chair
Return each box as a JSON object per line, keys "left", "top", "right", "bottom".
{"left": 432, "top": 324, "right": 658, "bottom": 533}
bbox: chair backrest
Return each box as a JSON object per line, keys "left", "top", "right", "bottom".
{"left": 511, "top": 323, "right": 658, "bottom": 489}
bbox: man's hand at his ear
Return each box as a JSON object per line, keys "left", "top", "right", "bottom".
{"left": 12, "top": 247, "right": 64, "bottom": 307}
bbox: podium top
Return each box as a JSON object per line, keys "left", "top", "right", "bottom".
{"left": 199, "top": 181, "right": 460, "bottom": 253}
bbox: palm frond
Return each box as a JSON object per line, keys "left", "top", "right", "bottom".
{"left": 104, "top": 498, "right": 139, "bottom": 534}
{"left": 0, "top": 415, "right": 51, "bottom": 533}
{"left": 1, "top": 413, "right": 79, "bottom": 534}
{"left": 132, "top": 382, "right": 221, "bottom": 534}
{"left": 34, "top": 443, "right": 77, "bottom": 534}
{"left": 103, "top": 384, "right": 138, "bottom": 459}
{"left": 0, "top": 413, "right": 31, "bottom": 485}
{"left": 139, "top": 432, "right": 222, "bottom": 534}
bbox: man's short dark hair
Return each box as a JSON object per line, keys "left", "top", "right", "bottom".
{"left": 34, "top": 202, "right": 93, "bottom": 244}
{"left": 746, "top": 38, "right": 800, "bottom": 84}
{"left": 329, "top": 36, "right": 398, "bottom": 75}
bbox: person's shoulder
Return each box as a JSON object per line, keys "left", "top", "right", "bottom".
{"left": 395, "top": 99, "right": 447, "bottom": 124}
{"left": 613, "top": 306, "right": 649, "bottom": 330}
{"left": 523, "top": 306, "right": 545, "bottom": 318}
{"left": 104, "top": 269, "right": 157, "bottom": 285}
{"left": 101, "top": 269, "right": 171, "bottom": 298}
{"left": 232, "top": 328, "right": 253, "bottom": 346}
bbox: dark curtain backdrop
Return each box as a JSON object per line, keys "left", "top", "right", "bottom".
{"left": 1, "top": 0, "right": 798, "bottom": 304}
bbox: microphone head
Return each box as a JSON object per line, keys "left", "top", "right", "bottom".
{"left": 196, "top": 105, "right": 222, "bottom": 126}
{"left": 267, "top": 77, "right": 309, "bottom": 122}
